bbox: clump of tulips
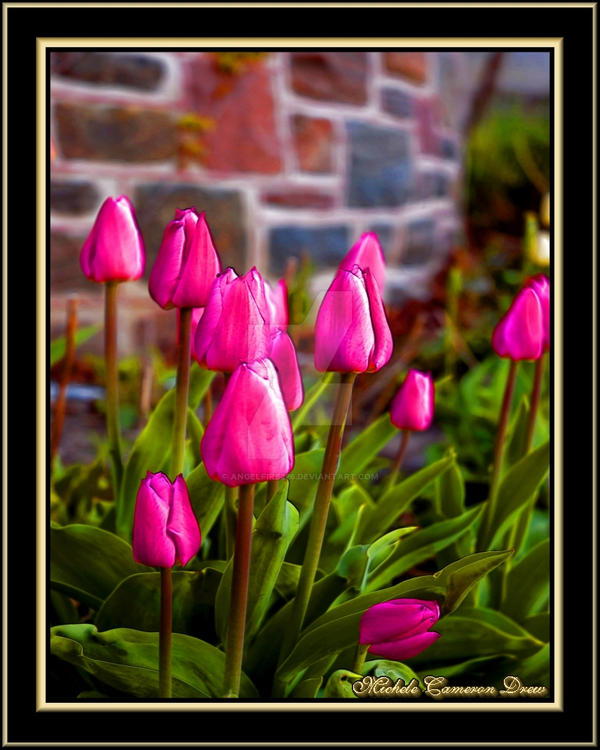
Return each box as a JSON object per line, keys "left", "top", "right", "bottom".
{"left": 49, "top": 196, "right": 550, "bottom": 701}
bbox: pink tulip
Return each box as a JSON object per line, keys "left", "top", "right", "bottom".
{"left": 359, "top": 598, "right": 441, "bottom": 661}
{"left": 314, "top": 265, "right": 393, "bottom": 373}
{"left": 132, "top": 472, "right": 201, "bottom": 568}
{"left": 340, "top": 232, "right": 386, "bottom": 294}
{"left": 80, "top": 195, "right": 145, "bottom": 283}
{"left": 492, "top": 286, "right": 544, "bottom": 361}
{"left": 525, "top": 274, "right": 550, "bottom": 352}
{"left": 194, "top": 267, "right": 271, "bottom": 372}
{"left": 265, "top": 279, "right": 289, "bottom": 331}
{"left": 390, "top": 370, "right": 434, "bottom": 431}
{"left": 269, "top": 329, "right": 304, "bottom": 411}
{"left": 149, "top": 208, "right": 221, "bottom": 309}
{"left": 201, "top": 358, "right": 294, "bottom": 487}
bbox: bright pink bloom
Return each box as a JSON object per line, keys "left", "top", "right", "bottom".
{"left": 314, "top": 265, "right": 393, "bottom": 373}
{"left": 265, "top": 279, "right": 289, "bottom": 331}
{"left": 132, "top": 472, "right": 201, "bottom": 568}
{"left": 149, "top": 208, "right": 221, "bottom": 309}
{"left": 201, "top": 359, "right": 294, "bottom": 487}
{"left": 525, "top": 274, "right": 550, "bottom": 352}
{"left": 340, "top": 232, "right": 386, "bottom": 294}
{"left": 80, "top": 196, "right": 145, "bottom": 283}
{"left": 194, "top": 267, "right": 271, "bottom": 372}
{"left": 359, "top": 598, "right": 441, "bottom": 661}
{"left": 269, "top": 330, "right": 304, "bottom": 411}
{"left": 492, "top": 286, "right": 544, "bottom": 361}
{"left": 390, "top": 370, "right": 434, "bottom": 431}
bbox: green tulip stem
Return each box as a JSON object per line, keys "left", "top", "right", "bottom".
{"left": 353, "top": 643, "right": 370, "bottom": 675}
{"left": 525, "top": 354, "right": 545, "bottom": 453}
{"left": 479, "top": 360, "right": 518, "bottom": 549}
{"left": 278, "top": 372, "right": 357, "bottom": 668}
{"left": 386, "top": 430, "right": 411, "bottom": 491}
{"left": 223, "top": 482, "right": 255, "bottom": 698}
{"left": 159, "top": 566, "right": 173, "bottom": 698}
{"left": 104, "top": 281, "right": 123, "bottom": 495}
{"left": 170, "top": 307, "right": 192, "bottom": 478}
{"left": 224, "top": 486, "right": 238, "bottom": 560}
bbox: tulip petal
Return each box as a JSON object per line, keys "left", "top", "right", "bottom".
{"left": 492, "top": 287, "right": 544, "bottom": 361}
{"left": 265, "top": 279, "right": 289, "bottom": 331}
{"left": 269, "top": 330, "right": 304, "bottom": 411}
{"left": 390, "top": 370, "right": 435, "bottom": 431}
{"left": 131, "top": 472, "right": 176, "bottom": 567}
{"left": 363, "top": 268, "right": 393, "bottom": 372}
{"left": 368, "top": 631, "right": 441, "bottom": 661}
{"left": 148, "top": 220, "right": 186, "bottom": 309}
{"left": 526, "top": 274, "right": 550, "bottom": 351}
{"left": 172, "top": 212, "right": 222, "bottom": 308}
{"left": 341, "top": 232, "right": 386, "bottom": 294}
{"left": 167, "top": 475, "right": 202, "bottom": 566}
{"left": 359, "top": 599, "right": 440, "bottom": 644}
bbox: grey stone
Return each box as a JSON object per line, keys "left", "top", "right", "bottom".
{"left": 51, "top": 52, "right": 165, "bottom": 91}
{"left": 381, "top": 88, "right": 413, "bottom": 119}
{"left": 51, "top": 180, "right": 100, "bottom": 215}
{"left": 346, "top": 121, "right": 413, "bottom": 208}
{"left": 133, "top": 183, "right": 247, "bottom": 273}
{"left": 402, "top": 219, "right": 436, "bottom": 266}
{"left": 268, "top": 225, "right": 350, "bottom": 275}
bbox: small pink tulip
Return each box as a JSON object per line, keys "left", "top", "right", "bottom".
{"left": 359, "top": 598, "right": 441, "bottom": 661}
{"left": 525, "top": 274, "right": 550, "bottom": 352}
{"left": 132, "top": 472, "right": 201, "bottom": 568}
{"left": 340, "top": 232, "right": 386, "bottom": 294}
{"left": 492, "top": 287, "right": 544, "bottom": 361}
{"left": 314, "top": 265, "right": 393, "bottom": 373}
{"left": 265, "top": 279, "right": 289, "bottom": 331}
{"left": 269, "top": 329, "right": 304, "bottom": 411}
{"left": 201, "top": 358, "right": 294, "bottom": 487}
{"left": 149, "top": 208, "right": 221, "bottom": 309}
{"left": 194, "top": 267, "right": 271, "bottom": 372}
{"left": 80, "top": 196, "right": 145, "bottom": 283}
{"left": 390, "top": 370, "right": 435, "bottom": 431}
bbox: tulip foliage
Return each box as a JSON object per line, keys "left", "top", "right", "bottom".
{"left": 50, "top": 202, "right": 551, "bottom": 701}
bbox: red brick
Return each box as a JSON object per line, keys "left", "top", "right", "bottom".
{"left": 261, "top": 188, "right": 335, "bottom": 209}
{"left": 384, "top": 53, "right": 428, "bottom": 84}
{"left": 291, "top": 115, "right": 334, "bottom": 173}
{"left": 289, "top": 53, "right": 368, "bottom": 105}
{"left": 185, "top": 54, "right": 282, "bottom": 174}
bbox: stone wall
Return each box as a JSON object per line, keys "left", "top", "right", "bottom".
{"left": 50, "top": 50, "right": 471, "bottom": 354}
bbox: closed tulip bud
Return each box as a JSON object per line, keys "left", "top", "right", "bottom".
{"left": 149, "top": 208, "right": 221, "bottom": 309}
{"left": 265, "top": 279, "right": 289, "bottom": 331}
{"left": 201, "top": 358, "right": 294, "bottom": 487}
{"left": 390, "top": 369, "right": 434, "bottom": 431}
{"left": 359, "top": 598, "right": 441, "bottom": 661}
{"left": 80, "top": 196, "right": 145, "bottom": 283}
{"left": 132, "top": 472, "right": 201, "bottom": 568}
{"left": 492, "top": 287, "right": 544, "bottom": 361}
{"left": 340, "top": 232, "right": 386, "bottom": 294}
{"left": 269, "top": 329, "right": 304, "bottom": 411}
{"left": 525, "top": 274, "right": 550, "bottom": 352}
{"left": 314, "top": 265, "right": 393, "bottom": 373}
{"left": 194, "top": 267, "right": 271, "bottom": 372}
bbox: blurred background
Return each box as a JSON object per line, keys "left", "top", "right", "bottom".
{"left": 50, "top": 50, "right": 550, "bottom": 468}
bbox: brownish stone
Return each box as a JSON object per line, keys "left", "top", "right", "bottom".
{"left": 51, "top": 232, "right": 94, "bottom": 292}
{"left": 291, "top": 115, "right": 334, "bottom": 173}
{"left": 51, "top": 52, "right": 165, "bottom": 91}
{"left": 261, "top": 188, "right": 335, "bottom": 209}
{"left": 384, "top": 52, "right": 428, "bottom": 84}
{"left": 185, "top": 55, "right": 282, "bottom": 174}
{"left": 54, "top": 102, "right": 178, "bottom": 162}
{"left": 289, "top": 53, "right": 368, "bottom": 105}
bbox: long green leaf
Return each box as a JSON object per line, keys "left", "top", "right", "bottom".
{"left": 337, "top": 414, "right": 397, "bottom": 485}
{"left": 292, "top": 373, "right": 335, "bottom": 431}
{"left": 502, "top": 539, "right": 549, "bottom": 622}
{"left": 51, "top": 624, "right": 257, "bottom": 698}
{"left": 186, "top": 462, "right": 225, "bottom": 538}
{"left": 50, "top": 324, "right": 101, "bottom": 366}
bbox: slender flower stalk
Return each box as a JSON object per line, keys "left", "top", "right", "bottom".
{"left": 159, "top": 567, "right": 173, "bottom": 698}
{"left": 386, "top": 430, "right": 411, "bottom": 491}
{"left": 353, "top": 642, "right": 370, "bottom": 675}
{"left": 223, "top": 483, "right": 255, "bottom": 698}
{"left": 525, "top": 355, "right": 545, "bottom": 453}
{"left": 171, "top": 307, "right": 192, "bottom": 478}
{"left": 104, "top": 281, "right": 123, "bottom": 494}
{"left": 278, "top": 372, "right": 356, "bottom": 667}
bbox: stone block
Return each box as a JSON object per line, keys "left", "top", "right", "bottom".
{"left": 383, "top": 53, "right": 428, "bottom": 84}
{"left": 290, "top": 52, "right": 368, "bottom": 105}
{"left": 268, "top": 225, "right": 350, "bottom": 275}
{"left": 261, "top": 188, "right": 335, "bottom": 209}
{"left": 291, "top": 115, "right": 334, "bottom": 173}
{"left": 402, "top": 219, "right": 436, "bottom": 266}
{"left": 381, "top": 88, "right": 413, "bottom": 119}
{"left": 51, "top": 52, "right": 166, "bottom": 91}
{"left": 51, "top": 180, "right": 100, "bottom": 215}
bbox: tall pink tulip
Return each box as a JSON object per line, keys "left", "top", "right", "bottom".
{"left": 194, "top": 267, "right": 271, "bottom": 372}
{"left": 339, "top": 232, "right": 386, "bottom": 294}
{"left": 359, "top": 599, "right": 440, "bottom": 661}
{"left": 149, "top": 208, "right": 221, "bottom": 310}
{"left": 201, "top": 358, "right": 294, "bottom": 487}
{"left": 525, "top": 274, "right": 550, "bottom": 352}
{"left": 314, "top": 265, "right": 393, "bottom": 373}
{"left": 80, "top": 195, "right": 145, "bottom": 283}
{"left": 390, "top": 370, "right": 435, "bottom": 431}
{"left": 132, "top": 472, "right": 201, "bottom": 568}
{"left": 492, "top": 287, "right": 544, "bottom": 361}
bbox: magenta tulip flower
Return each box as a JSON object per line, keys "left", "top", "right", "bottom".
{"left": 390, "top": 370, "right": 435, "bottom": 431}
{"left": 80, "top": 195, "right": 145, "bottom": 283}
{"left": 265, "top": 279, "right": 289, "bottom": 331}
{"left": 149, "top": 208, "right": 221, "bottom": 310}
{"left": 359, "top": 598, "right": 441, "bottom": 661}
{"left": 339, "top": 232, "right": 386, "bottom": 294}
{"left": 132, "top": 472, "right": 201, "bottom": 568}
{"left": 194, "top": 267, "right": 271, "bottom": 372}
{"left": 269, "top": 329, "right": 304, "bottom": 411}
{"left": 492, "top": 286, "right": 544, "bottom": 361}
{"left": 201, "top": 358, "right": 294, "bottom": 487}
{"left": 314, "top": 265, "right": 393, "bottom": 373}
{"left": 525, "top": 274, "right": 550, "bottom": 352}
